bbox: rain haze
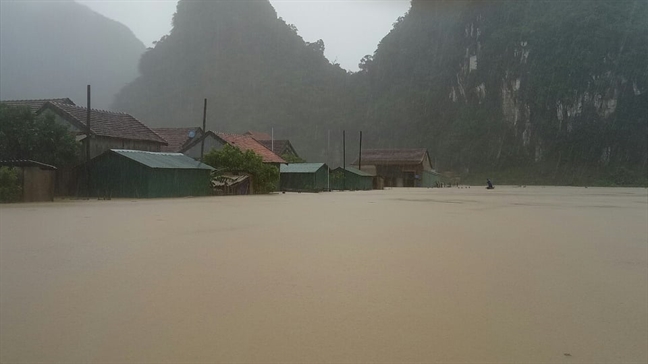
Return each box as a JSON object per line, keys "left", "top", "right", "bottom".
{"left": 77, "top": 0, "right": 411, "bottom": 71}
{"left": 1, "top": 0, "right": 647, "bottom": 362}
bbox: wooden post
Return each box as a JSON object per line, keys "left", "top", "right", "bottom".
{"left": 200, "top": 98, "right": 207, "bottom": 162}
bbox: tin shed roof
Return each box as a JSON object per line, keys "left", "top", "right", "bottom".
{"left": 280, "top": 163, "right": 327, "bottom": 173}
{"left": 0, "top": 160, "right": 57, "bottom": 170}
{"left": 335, "top": 166, "right": 373, "bottom": 177}
{"left": 110, "top": 150, "right": 214, "bottom": 170}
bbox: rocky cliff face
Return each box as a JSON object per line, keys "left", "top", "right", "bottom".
{"left": 359, "top": 0, "right": 647, "bottom": 183}
{"left": 112, "top": 0, "right": 349, "bottom": 162}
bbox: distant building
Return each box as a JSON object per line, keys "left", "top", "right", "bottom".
{"left": 352, "top": 149, "right": 439, "bottom": 187}
{"left": 153, "top": 127, "right": 226, "bottom": 160}
{"left": 0, "top": 160, "right": 57, "bottom": 202}
{"left": 245, "top": 131, "right": 302, "bottom": 161}
{"left": 88, "top": 149, "right": 214, "bottom": 198}
{"left": 280, "top": 163, "right": 329, "bottom": 192}
{"left": 37, "top": 102, "right": 167, "bottom": 159}
{"left": 244, "top": 131, "right": 272, "bottom": 141}
{"left": 1, "top": 98, "right": 75, "bottom": 113}
{"left": 217, "top": 133, "right": 286, "bottom": 165}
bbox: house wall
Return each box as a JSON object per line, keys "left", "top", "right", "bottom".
{"left": 376, "top": 164, "right": 424, "bottom": 187}
{"left": 84, "top": 137, "right": 162, "bottom": 159}
{"left": 46, "top": 112, "right": 163, "bottom": 159}
{"left": 148, "top": 169, "right": 212, "bottom": 198}
{"left": 20, "top": 167, "right": 55, "bottom": 202}
{"left": 421, "top": 170, "right": 442, "bottom": 187}
{"left": 422, "top": 153, "right": 433, "bottom": 171}
{"left": 183, "top": 135, "right": 226, "bottom": 160}
{"left": 47, "top": 112, "right": 81, "bottom": 133}
{"left": 331, "top": 169, "right": 372, "bottom": 190}
{"left": 89, "top": 153, "right": 150, "bottom": 198}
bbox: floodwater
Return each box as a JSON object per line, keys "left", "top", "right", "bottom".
{"left": 1, "top": 187, "right": 646, "bottom": 363}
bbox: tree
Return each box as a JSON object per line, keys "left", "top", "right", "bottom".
{"left": 281, "top": 153, "right": 306, "bottom": 163}
{"left": 0, "top": 166, "right": 21, "bottom": 203}
{"left": 203, "top": 144, "right": 279, "bottom": 193}
{"left": 0, "top": 104, "right": 80, "bottom": 167}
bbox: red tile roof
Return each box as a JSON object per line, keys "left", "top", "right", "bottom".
{"left": 1, "top": 98, "right": 75, "bottom": 112}
{"left": 352, "top": 149, "right": 429, "bottom": 165}
{"left": 217, "top": 133, "right": 286, "bottom": 163}
{"left": 38, "top": 102, "right": 167, "bottom": 144}
{"left": 153, "top": 127, "right": 203, "bottom": 152}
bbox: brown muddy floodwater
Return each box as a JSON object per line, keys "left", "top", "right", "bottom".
{"left": 1, "top": 187, "right": 647, "bottom": 363}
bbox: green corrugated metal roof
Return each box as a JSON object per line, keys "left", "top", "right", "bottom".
{"left": 280, "top": 163, "right": 326, "bottom": 173}
{"left": 111, "top": 149, "right": 214, "bottom": 170}
{"left": 340, "top": 166, "right": 373, "bottom": 177}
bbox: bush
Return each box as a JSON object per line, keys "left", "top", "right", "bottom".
{"left": 0, "top": 103, "right": 79, "bottom": 167}
{"left": 204, "top": 145, "right": 279, "bottom": 193}
{"left": 0, "top": 167, "right": 22, "bottom": 203}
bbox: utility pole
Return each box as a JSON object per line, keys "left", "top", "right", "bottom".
{"left": 200, "top": 98, "right": 207, "bottom": 162}
{"left": 86, "top": 85, "right": 91, "bottom": 197}
{"left": 327, "top": 130, "right": 330, "bottom": 191}
{"left": 358, "top": 131, "right": 363, "bottom": 171}
{"left": 343, "top": 130, "right": 346, "bottom": 190}
{"left": 86, "top": 85, "right": 91, "bottom": 163}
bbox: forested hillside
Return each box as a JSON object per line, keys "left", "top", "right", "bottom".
{"left": 0, "top": 0, "right": 145, "bottom": 109}
{"left": 354, "top": 0, "right": 647, "bottom": 185}
{"left": 114, "top": 0, "right": 647, "bottom": 185}
{"left": 113, "top": 0, "right": 351, "bottom": 162}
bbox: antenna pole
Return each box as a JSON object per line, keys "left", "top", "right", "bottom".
{"left": 200, "top": 98, "right": 207, "bottom": 162}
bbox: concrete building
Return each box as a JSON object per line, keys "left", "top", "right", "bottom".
{"left": 352, "top": 149, "right": 437, "bottom": 187}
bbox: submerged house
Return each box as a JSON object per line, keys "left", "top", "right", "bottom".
{"left": 280, "top": 163, "right": 329, "bottom": 192}
{"left": 330, "top": 166, "right": 373, "bottom": 191}
{"left": 37, "top": 102, "right": 167, "bottom": 158}
{"left": 352, "top": 149, "right": 439, "bottom": 187}
{"left": 88, "top": 149, "right": 214, "bottom": 198}
{"left": 245, "top": 131, "right": 302, "bottom": 161}
{"left": 153, "top": 127, "right": 226, "bottom": 160}
{"left": 217, "top": 133, "right": 286, "bottom": 165}
{"left": 0, "top": 98, "right": 76, "bottom": 112}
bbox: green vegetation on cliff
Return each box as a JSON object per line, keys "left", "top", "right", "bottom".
{"left": 113, "top": 0, "right": 647, "bottom": 185}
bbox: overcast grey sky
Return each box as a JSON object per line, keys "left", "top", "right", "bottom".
{"left": 76, "top": 0, "right": 410, "bottom": 71}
